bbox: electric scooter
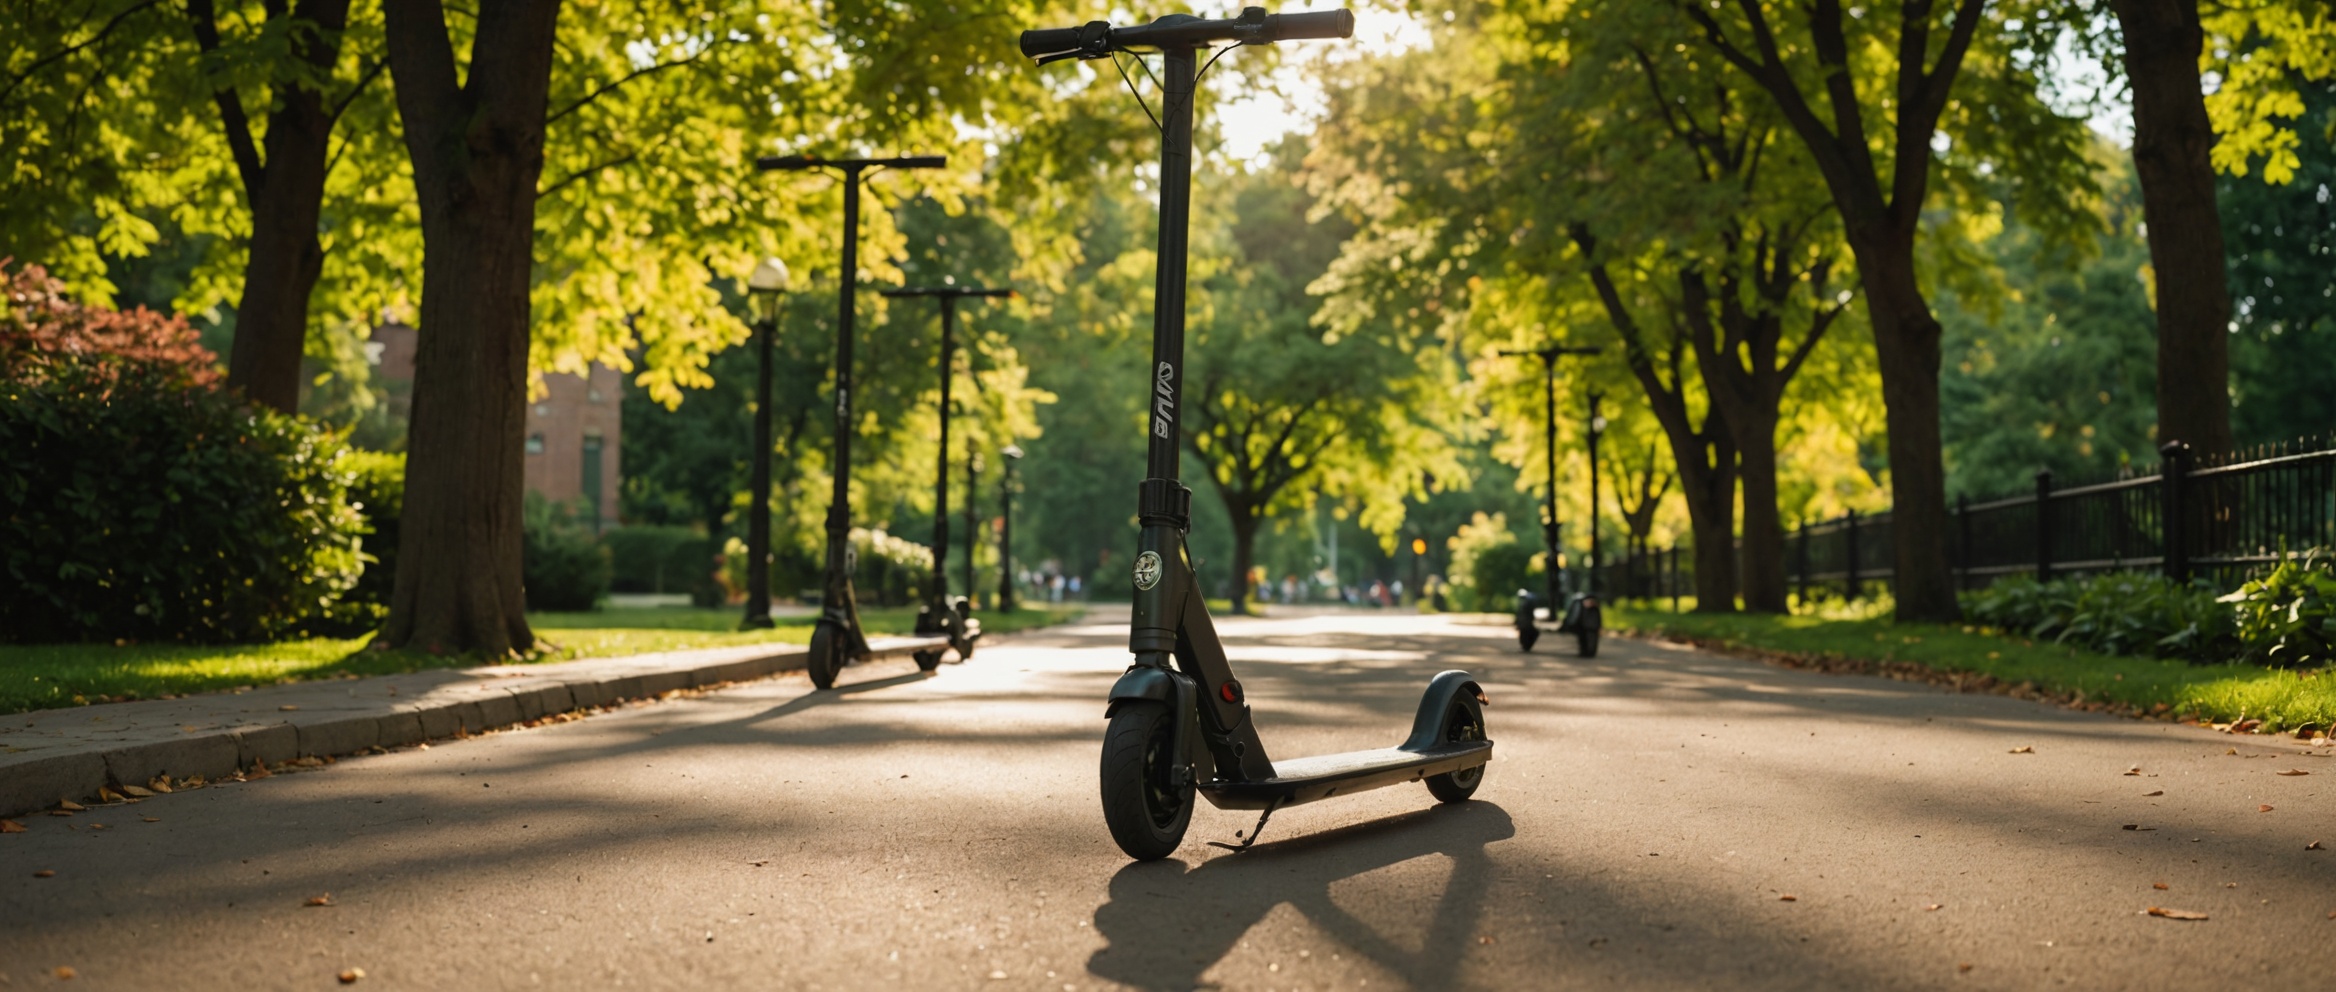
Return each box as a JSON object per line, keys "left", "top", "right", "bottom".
{"left": 755, "top": 153, "right": 963, "bottom": 687}
{"left": 882, "top": 285, "right": 1015, "bottom": 664}
{"left": 1499, "top": 346, "right": 1603, "bottom": 658}
{"left": 1022, "top": 7, "right": 1494, "bottom": 862}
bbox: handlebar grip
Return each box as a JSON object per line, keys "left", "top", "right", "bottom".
{"left": 1264, "top": 9, "right": 1354, "bottom": 41}
{"left": 1020, "top": 26, "right": 1086, "bottom": 59}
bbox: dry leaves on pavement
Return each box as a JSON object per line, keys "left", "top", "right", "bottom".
{"left": 2276, "top": 769, "right": 2309, "bottom": 776}
{"left": 2260, "top": 804, "right": 2276, "bottom": 812}
{"left": 1778, "top": 894, "right": 1798, "bottom": 902}
{"left": 52, "top": 966, "right": 76, "bottom": 980}
{"left": 305, "top": 894, "right": 333, "bottom": 907}
{"left": 338, "top": 967, "right": 366, "bottom": 984}
{"left": 34, "top": 869, "right": 55, "bottom": 878}
{"left": 2009, "top": 746, "right": 2035, "bottom": 754}
{"left": 2145, "top": 907, "right": 2209, "bottom": 920}
{"left": 0, "top": 819, "right": 24, "bottom": 833}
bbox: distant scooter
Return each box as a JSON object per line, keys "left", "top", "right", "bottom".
{"left": 1501, "top": 348, "right": 1603, "bottom": 658}
{"left": 1022, "top": 7, "right": 1494, "bottom": 862}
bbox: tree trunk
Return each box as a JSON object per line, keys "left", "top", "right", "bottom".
{"left": 1674, "top": 430, "right": 1739, "bottom": 612}
{"left": 2111, "top": 0, "right": 2234, "bottom": 458}
{"left": 1859, "top": 254, "right": 1961, "bottom": 622}
{"left": 379, "top": 0, "right": 564, "bottom": 655}
{"left": 197, "top": 0, "right": 353, "bottom": 414}
{"left": 1228, "top": 506, "right": 1258, "bottom": 616}
{"left": 1734, "top": 410, "right": 1788, "bottom": 613}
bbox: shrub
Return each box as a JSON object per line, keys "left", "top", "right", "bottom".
{"left": 1469, "top": 543, "right": 1537, "bottom": 612}
{"left": 1, "top": 264, "right": 364, "bottom": 642}
{"left": 523, "top": 494, "right": 611, "bottom": 612}
{"left": 2218, "top": 549, "right": 2336, "bottom": 669}
{"left": 341, "top": 449, "right": 405, "bottom": 608}
{"left": 603, "top": 525, "right": 708, "bottom": 594}
{"left": 1963, "top": 572, "right": 2236, "bottom": 663}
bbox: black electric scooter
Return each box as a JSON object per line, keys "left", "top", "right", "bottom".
{"left": 1022, "top": 7, "right": 1493, "bottom": 862}
{"left": 882, "top": 285, "right": 1015, "bottom": 664}
{"left": 755, "top": 153, "right": 963, "bottom": 687}
{"left": 1501, "top": 346, "right": 1603, "bottom": 658}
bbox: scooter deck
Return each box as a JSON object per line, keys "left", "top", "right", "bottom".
{"left": 1197, "top": 740, "right": 1492, "bottom": 811}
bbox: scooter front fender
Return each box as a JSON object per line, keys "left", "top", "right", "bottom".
{"left": 1104, "top": 665, "right": 1184, "bottom": 717}
{"left": 1401, "top": 670, "right": 1488, "bottom": 752}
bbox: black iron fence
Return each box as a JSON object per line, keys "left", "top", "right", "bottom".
{"left": 1593, "top": 437, "right": 2336, "bottom": 604}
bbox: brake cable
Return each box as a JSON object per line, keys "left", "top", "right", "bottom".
{"left": 1111, "top": 53, "right": 1164, "bottom": 134}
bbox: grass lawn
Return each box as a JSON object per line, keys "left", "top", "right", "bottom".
{"left": 0, "top": 603, "right": 1086, "bottom": 714}
{"left": 1606, "top": 602, "right": 2336, "bottom": 734}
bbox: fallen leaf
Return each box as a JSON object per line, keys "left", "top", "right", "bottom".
{"left": 338, "top": 967, "right": 366, "bottom": 984}
{"left": 246, "top": 764, "right": 271, "bottom": 780}
{"left": 2144, "top": 790, "right": 2164, "bottom": 797}
{"left": 53, "top": 966, "right": 76, "bottom": 980}
{"left": 2153, "top": 882, "right": 2169, "bottom": 890}
{"left": 2009, "top": 745, "right": 2034, "bottom": 754}
{"left": 47, "top": 810, "right": 71, "bottom": 817}
{"left": 306, "top": 893, "right": 333, "bottom": 907}
{"left": 2308, "top": 841, "right": 2324, "bottom": 851}
{"left": 88, "top": 822, "right": 106, "bottom": 830}
{"left": 2277, "top": 769, "right": 2309, "bottom": 776}
{"left": 280, "top": 705, "right": 299, "bottom": 712}
{"left": 2260, "top": 804, "right": 2275, "bottom": 813}
{"left": 34, "top": 869, "right": 55, "bottom": 878}
{"left": 118, "top": 784, "right": 153, "bottom": 798}
{"left": 97, "top": 787, "right": 125, "bottom": 803}
{"left": 141, "top": 817, "right": 160, "bottom": 823}
{"left": 2146, "top": 906, "right": 2209, "bottom": 920}
{"left": 0, "top": 819, "right": 24, "bottom": 833}
{"left": 2232, "top": 719, "right": 2262, "bottom": 733}
{"left": 58, "top": 800, "right": 85, "bottom": 812}
{"left": 148, "top": 777, "right": 173, "bottom": 793}
{"left": 1924, "top": 904, "right": 1942, "bottom": 911}
{"left": 1779, "top": 894, "right": 1798, "bottom": 902}
{"left": 2123, "top": 766, "right": 2141, "bottom": 776}
{"left": 987, "top": 971, "right": 1008, "bottom": 980}
{"left": 1958, "top": 963, "right": 1973, "bottom": 973}
{"left": 1478, "top": 935, "right": 1495, "bottom": 944}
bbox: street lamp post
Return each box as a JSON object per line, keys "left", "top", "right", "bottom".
{"left": 755, "top": 153, "right": 943, "bottom": 674}
{"left": 878, "top": 285, "right": 1013, "bottom": 633}
{"left": 1498, "top": 343, "right": 1601, "bottom": 610}
{"left": 999, "top": 444, "right": 1023, "bottom": 612}
{"left": 740, "top": 257, "right": 790, "bottom": 630}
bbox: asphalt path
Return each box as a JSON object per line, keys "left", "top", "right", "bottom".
{"left": 4, "top": 610, "right": 2331, "bottom": 990}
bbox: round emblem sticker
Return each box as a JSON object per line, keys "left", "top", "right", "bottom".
{"left": 1132, "top": 551, "right": 1163, "bottom": 591}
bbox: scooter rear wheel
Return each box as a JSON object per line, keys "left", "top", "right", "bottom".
{"left": 913, "top": 649, "right": 944, "bottom": 672}
{"left": 808, "top": 622, "right": 844, "bottom": 690}
{"left": 1575, "top": 623, "right": 1600, "bottom": 658}
{"left": 1424, "top": 694, "right": 1487, "bottom": 803}
{"left": 1099, "top": 701, "right": 1192, "bottom": 860}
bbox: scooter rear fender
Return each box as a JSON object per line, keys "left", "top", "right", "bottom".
{"left": 1400, "top": 669, "right": 1488, "bottom": 752}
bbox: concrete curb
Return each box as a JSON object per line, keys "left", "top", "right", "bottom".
{"left": 0, "top": 640, "right": 819, "bottom": 820}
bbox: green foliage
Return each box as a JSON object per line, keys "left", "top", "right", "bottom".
{"left": 1, "top": 363, "right": 363, "bottom": 645}
{"left": 340, "top": 449, "right": 405, "bottom": 612}
{"left": 602, "top": 526, "right": 710, "bottom": 596}
{"left": 522, "top": 495, "right": 611, "bottom": 613}
{"left": 1937, "top": 155, "right": 2161, "bottom": 497}
{"left": 1469, "top": 544, "right": 1536, "bottom": 614}
{"left": 2203, "top": 3, "right": 2336, "bottom": 185}
{"left": 2218, "top": 550, "right": 2336, "bottom": 669}
{"left": 1962, "top": 574, "right": 2235, "bottom": 663}
{"left": 2225, "top": 76, "right": 2336, "bottom": 447}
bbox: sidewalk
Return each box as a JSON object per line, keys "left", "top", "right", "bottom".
{"left": 0, "top": 639, "right": 840, "bottom": 819}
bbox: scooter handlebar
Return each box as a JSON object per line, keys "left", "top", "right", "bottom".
{"left": 1262, "top": 9, "right": 1353, "bottom": 41}
{"left": 1020, "top": 7, "right": 1352, "bottom": 62}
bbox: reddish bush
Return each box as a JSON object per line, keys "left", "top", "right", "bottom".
{"left": 0, "top": 259, "right": 218, "bottom": 387}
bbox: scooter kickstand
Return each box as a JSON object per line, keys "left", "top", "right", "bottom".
{"left": 1207, "top": 798, "right": 1285, "bottom": 853}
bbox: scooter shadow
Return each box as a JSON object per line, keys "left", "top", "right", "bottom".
{"left": 1087, "top": 801, "right": 1515, "bottom": 991}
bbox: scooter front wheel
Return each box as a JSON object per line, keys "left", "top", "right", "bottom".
{"left": 1424, "top": 694, "right": 1487, "bottom": 803}
{"left": 1575, "top": 622, "right": 1600, "bottom": 658}
{"left": 808, "top": 621, "right": 844, "bottom": 690}
{"left": 1099, "top": 701, "right": 1193, "bottom": 860}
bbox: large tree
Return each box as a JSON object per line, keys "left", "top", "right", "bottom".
{"left": 1671, "top": 0, "right": 2093, "bottom": 621}
{"left": 1185, "top": 155, "right": 1463, "bottom": 614}
{"left": 1, "top": 0, "right": 400, "bottom": 412}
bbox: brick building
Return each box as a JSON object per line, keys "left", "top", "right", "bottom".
{"left": 368, "top": 324, "right": 624, "bottom": 531}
